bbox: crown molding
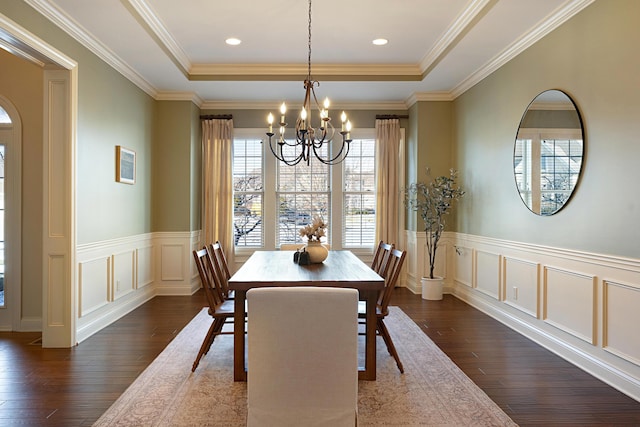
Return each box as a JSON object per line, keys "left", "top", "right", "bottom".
{"left": 451, "top": 0, "right": 596, "bottom": 98}
{"left": 124, "top": 0, "right": 191, "bottom": 76}
{"left": 200, "top": 100, "right": 410, "bottom": 111}
{"left": 190, "top": 63, "right": 422, "bottom": 81}
{"left": 407, "top": 92, "right": 455, "bottom": 106}
{"left": 155, "top": 91, "right": 203, "bottom": 106}
{"left": 25, "top": 0, "right": 158, "bottom": 97}
{"left": 419, "top": 0, "right": 493, "bottom": 74}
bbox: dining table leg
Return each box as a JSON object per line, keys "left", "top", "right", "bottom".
{"left": 360, "top": 288, "right": 377, "bottom": 381}
{"left": 234, "top": 289, "right": 247, "bottom": 382}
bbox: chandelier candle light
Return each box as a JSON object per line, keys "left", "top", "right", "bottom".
{"left": 266, "top": 0, "right": 352, "bottom": 166}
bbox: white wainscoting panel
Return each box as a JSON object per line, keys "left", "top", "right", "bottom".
{"left": 448, "top": 232, "right": 640, "bottom": 403}
{"left": 503, "top": 257, "right": 540, "bottom": 318}
{"left": 155, "top": 231, "right": 201, "bottom": 295}
{"left": 112, "top": 250, "right": 135, "bottom": 301}
{"left": 137, "top": 245, "right": 154, "bottom": 289}
{"left": 160, "top": 244, "right": 185, "bottom": 281}
{"left": 75, "top": 231, "right": 196, "bottom": 342}
{"left": 78, "top": 256, "right": 110, "bottom": 317}
{"left": 453, "top": 245, "right": 473, "bottom": 288}
{"left": 475, "top": 250, "right": 501, "bottom": 300}
{"left": 403, "top": 231, "right": 420, "bottom": 293}
{"left": 435, "top": 241, "right": 447, "bottom": 280}
{"left": 543, "top": 267, "right": 596, "bottom": 345}
{"left": 604, "top": 280, "right": 640, "bottom": 366}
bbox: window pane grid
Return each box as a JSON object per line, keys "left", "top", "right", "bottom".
{"left": 233, "top": 138, "right": 263, "bottom": 247}
{"left": 277, "top": 154, "right": 330, "bottom": 245}
{"left": 343, "top": 138, "right": 376, "bottom": 248}
{"left": 540, "top": 138, "right": 582, "bottom": 215}
{"left": 277, "top": 192, "right": 330, "bottom": 245}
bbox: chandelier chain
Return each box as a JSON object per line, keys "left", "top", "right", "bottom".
{"left": 307, "top": 0, "right": 312, "bottom": 80}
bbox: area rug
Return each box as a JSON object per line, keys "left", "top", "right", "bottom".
{"left": 94, "top": 307, "right": 517, "bottom": 426}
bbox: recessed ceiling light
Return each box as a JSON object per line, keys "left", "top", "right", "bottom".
{"left": 372, "top": 38, "right": 388, "bottom": 46}
{"left": 225, "top": 38, "right": 241, "bottom": 46}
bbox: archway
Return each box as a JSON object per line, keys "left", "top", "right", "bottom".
{"left": 0, "top": 99, "right": 21, "bottom": 331}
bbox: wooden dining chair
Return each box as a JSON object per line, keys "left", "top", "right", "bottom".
{"left": 191, "top": 247, "right": 239, "bottom": 372}
{"left": 371, "top": 240, "right": 394, "bottom": 277}
{"left": 359, "top": 248, "right": 407, "bottom": 373}
{"left": 208, "top": 241, "right": 233, "bottom": 300}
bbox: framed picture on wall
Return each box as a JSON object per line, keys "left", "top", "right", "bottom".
{"left": 116, "top": 145, "right": 136, "bottom": 184}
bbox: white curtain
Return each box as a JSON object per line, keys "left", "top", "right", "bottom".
{"left": 375, "top": 118, "right": 401, "bottom": 248}
{"left": 201, "top": 119, "right": 235, "bottom": 272}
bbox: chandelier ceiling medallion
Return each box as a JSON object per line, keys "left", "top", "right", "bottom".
{"left": 266, "top": 0, "right": 352, "bottom": 166}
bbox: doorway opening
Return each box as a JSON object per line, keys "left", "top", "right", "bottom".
{"left": 0, "top": 105, "right": 7, "bottom": 309}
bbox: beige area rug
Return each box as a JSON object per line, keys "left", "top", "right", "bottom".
{"left": 94, "top": 307, "right": 517, "bottom": 426}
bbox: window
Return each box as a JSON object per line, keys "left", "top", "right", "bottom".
{"left": 232, "top": 137, "right": 263, "bottom": 246}
{"left": 515, "top": 129, "right": 583, "bottom": 215}
{"left": 0, "top": 107, "right": 10, "bottom": 124}
{"left": 233, "top": 129, "right": 377, "bottom": 251}
{"left": 343, "top": 139, "right": 376, "bottom": 247}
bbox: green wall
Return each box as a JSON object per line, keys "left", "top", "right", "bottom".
{"left": 453, "top": 0, "right": 640, "bottom": 258}
{"left": 76, "top": 60, "right": 155, "bottom": 243}
{"left": 190, "top": 103, "right": 202, "bottom": 232}
{"left": 152, "top": 100, "right": 198, "bottom": 232}
{"left": 405, "top": 101, "right": 454, "bottom": 232}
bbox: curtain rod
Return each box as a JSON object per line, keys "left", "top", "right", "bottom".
{"left": 376, "top": 114, "right": 409, "bottom": 119}
{"left": 200, "top": 114, "right": 233, "bottom": 120}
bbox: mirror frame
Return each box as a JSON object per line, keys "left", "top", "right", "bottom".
{"left": 513, "top": 89, "right": 585, "bottom": 216}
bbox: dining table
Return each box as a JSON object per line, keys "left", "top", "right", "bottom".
{"left": 228, "top": 250, "right": 385, "bottom": 381}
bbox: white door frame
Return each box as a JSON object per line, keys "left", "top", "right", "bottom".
{"left": 0, "top": 12, "right": 78, "bottom": 346}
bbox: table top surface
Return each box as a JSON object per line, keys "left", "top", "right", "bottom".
{"left": 228, "top": 250, "right": 384, "bottom": 290}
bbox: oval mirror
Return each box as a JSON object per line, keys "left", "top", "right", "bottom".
{"left": 513, "top": 90, "right": 584, "bottom": 215}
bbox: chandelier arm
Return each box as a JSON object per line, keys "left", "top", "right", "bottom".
{"left": 313, "top": 135, "right": 351, "bottom": 165}
{"left": 312, "top": 140, "right": 349, "bottom": 165}
{"left": 266, "top": 135, "right": 305, "bottom": 166}
{"left": 311, "top": 122, "right": 333, "bottom": 147}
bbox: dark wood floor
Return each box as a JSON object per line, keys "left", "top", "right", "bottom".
{"left": 1, "top": 288, "right": 640, "bottom": 426}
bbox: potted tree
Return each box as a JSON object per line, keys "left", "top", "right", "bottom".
{"left": 404, "top": 168, "right": 465, "bottom": 300}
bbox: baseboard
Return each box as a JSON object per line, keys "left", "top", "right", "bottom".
{"left": 76, "top": 286, "right": 156, "bottom": 343}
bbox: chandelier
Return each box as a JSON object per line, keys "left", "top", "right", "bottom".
{"left": 266, "top": 0, "right": 352, "bottom": 166}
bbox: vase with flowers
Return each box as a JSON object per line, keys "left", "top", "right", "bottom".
{"left": 299, "top": 215, "right": 329, "bottom": 263}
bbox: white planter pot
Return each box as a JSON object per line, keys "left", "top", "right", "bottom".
{"left": 304, "top": 241, "right": 329, "bottom": 263}
{"left": 421, "top": 277, "right": 444, "bottom": 300}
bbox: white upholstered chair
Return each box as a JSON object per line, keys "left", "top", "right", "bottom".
{"left": 246, "top": 286, "right": 358, "bottom": 427}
